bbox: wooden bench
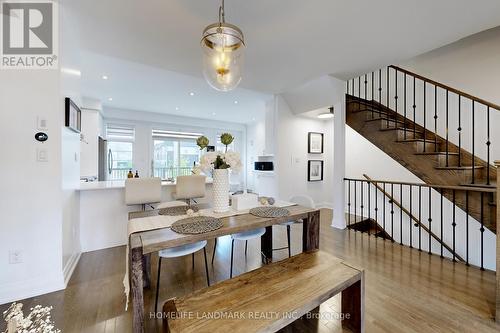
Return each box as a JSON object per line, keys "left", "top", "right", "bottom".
{"left": 162, "top": 251, "right": 364, "bottom": 333}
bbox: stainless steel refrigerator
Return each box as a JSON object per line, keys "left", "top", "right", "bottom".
{"left": 98, "top": 137, "right": 112, "bottom": 181}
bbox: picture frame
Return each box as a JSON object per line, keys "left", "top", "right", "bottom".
{"left": 308, "top": 160, "right": 324, "bottom": 182}
{"left": 308, "top": 132, "right": 324, "bottom": 154}
{"left": 65, "top": 97, "right": 81, "bottom": 133}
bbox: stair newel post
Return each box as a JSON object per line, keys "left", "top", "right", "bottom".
{"left": 440, "top": 188, "right": 444, "bottom": 258}
{"left": 390, "top": 184, "right": 394, "bottom": 242}
{"left": 434, "top": 85, "right": 438, "bottom": 153}
{"left": 404, "top": 72, "right": 407, "bottom": 140}
{"left": 413, "top": 76, "right": 416, "bottom": 135}
{"left": 472, "top": 100, "right": 475, "bottom": 184}
{"left": 458, "top": 95, "right": 462, "bottom": 167}
{"left": 445, "top": 89, "right": 449, "bottom": 167}
{"left": 409, "top": 184, "right": 413, "bottom": 248}
{"left": 347, "top": 180, "right": 351, "bottom": 227}
{"left": 428, "top": 187, "right": 432, "bottom": 255}
{"left": 374, "top": 182, "right": 378, "bottom": 238}
{"left": 400, "top": 183, "right": 403, "bottom": 245}
{"left": 486, "top": 106, "right": 490, "bottom": 185}
{"left": 478, "top": 191, "right": 484, "bottom": 271}
{"left": 423, "top": 82, "right": 427, "bottom": 153}
{"left": 495, "top": 161, "right": 500, "bottom": 323}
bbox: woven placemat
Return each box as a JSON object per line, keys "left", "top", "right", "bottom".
{"left": 171, "top": 216, "right": 223, "bottom": 234}
{"left": 158, "top": 205, "right": 199, "bottom": 216}
{"left": 249, "top": 206, "right": 290, "bottom": 218}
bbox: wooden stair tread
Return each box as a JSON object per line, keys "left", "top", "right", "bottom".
{"left": 164, "top": 251, "right": 363, "bottom": 333}
{"left": 396, "top": 138, "right": 440, "bottom": 143}
{"left": 435, "top": 166, "right": 485, "bottom": 170}
{"left": 379, "top": 127, "right": 423, "bottom": 134}
{"left": 415, "top": 151, "right": 459, "bottom": 156}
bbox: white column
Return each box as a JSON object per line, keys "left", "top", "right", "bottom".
{"left": 332, "top": 93, "right": 346, "bottom": 229}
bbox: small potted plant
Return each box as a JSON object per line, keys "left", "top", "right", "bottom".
{"left": 195, "top": 133, "right": 242, "bottom": 212}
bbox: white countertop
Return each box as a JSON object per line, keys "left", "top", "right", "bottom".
{"left": 78, "top": 179, "right": 214, "bottom": 191}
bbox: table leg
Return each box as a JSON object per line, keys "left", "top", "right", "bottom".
{"left": 261, "top": 226, "right": 273, "bottom": 264}
{"left": 142, "top": 253, "right": 151, "bottom": 289}
{"left": 131, "top": 246, "right": 145, "bottom": 333}
{"left": 341, "top": 272, "right": 365, "bottom": 333}
{"left": 303, "top": 210, "right": 320, "bottom": 252}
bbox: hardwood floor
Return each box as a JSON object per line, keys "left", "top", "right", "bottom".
{"left": 1, "top": 208, "right": 498, "bottom": 332}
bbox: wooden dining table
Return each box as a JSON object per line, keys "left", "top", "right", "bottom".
{"left": 128, "top": 205, "right": 321, "bottom": 333}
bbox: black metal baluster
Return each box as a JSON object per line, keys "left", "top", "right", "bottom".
{"left": 378, "top": 69, "right": 382, "bottom": 117}
{"left": 346, "top": 80, "right": 349, "bottom": 95}
{"left": 375, "top": 182, "right": 378, "bottom": 238}
{"left": 361, "top": 181, "right": 365, "bottom": 234}
{"left": 440, "top": 189, "right": 444, "bottom": 258}
{"left": 352, "top": 78, "right": 355, "bottom": 96}
{"left": 465, "top": 190, "right": 469, "bottom": 266}
{"left": 400, "top": 183, "right": 403, "bottom": 244}
{"left": 391, "top": 184, "right": 394, "bottom": 242}
{"left": 404, "top": 73, "right": 407, "bottom": 140}
{"left": 383, "top": 183, "right": 386, "bottom": 232}
{"left": 395, "top": 69, "right": 398, "bottom": 120}
{"left": 364, "top": 74, "right": 367, "bottom": 100}
{"left": 370, "top": 72, "right": 374, "bottom": 118}
{"left": 472, "top": 101, "right": 475, "bottom": 184}
{"left": 368, "top": 181, "right": 371, "bottom": 221}
{"left": 386, "top": 67, "right": 389, "bottom": 109}
{"left": 445, "top": 90, "right": 449, "bottom": 167}
{"left": 434, "top": 86, "right": 438, "bottom": 152}
{"left": 486, "top": 106, "right": 491, "bottom": 185}
{"left": 480, "top": 192, "right": 484, "bottom": 270}
{"left": 413, "top": 76, "right": 416, "bottom": 135}
{"left": 347, "top": 180, "right": 351, "bottom": 226}
{"left": 354, "top": 180, "right": 357, "bottom": 224}
{"left": 458, "top": 96, "right": 462, "bottom": 167}
{"left": 371, "top": 71, "right": 374, "bottom": 100}
{"left": 428, "top": 187, "right": 432, "bottom": 254}
{"left": 409, "top": 185, "right": 413, "bottom": 248}
{"left": 418, "top": 185, "right": 422, "bottom": 251}
{"left": 423, "top": 82, "right": 427, "bottom": 152}
{"left": 452, "top": 189, "right": 456, "bottom": 262}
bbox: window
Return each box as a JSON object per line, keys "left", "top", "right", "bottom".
{"left": 152, "top": 130, "right": 202, "bottom": 180}
{"left": 106, "top": 124, "right": 135, "bottom": 180}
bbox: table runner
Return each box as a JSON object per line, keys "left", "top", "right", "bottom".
{"left": 124, "top": 201, "right": 297, "bottom": 310}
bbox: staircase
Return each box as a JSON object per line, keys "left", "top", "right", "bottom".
{"left": 346, "top": 66, "right": 498, "bottom": 234}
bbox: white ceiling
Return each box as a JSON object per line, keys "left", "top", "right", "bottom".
{"left": 64, "top": 0, "right": 500, "bottom": 120}
{"left": 78, "top": 51, "right": 269, "bottom": 123}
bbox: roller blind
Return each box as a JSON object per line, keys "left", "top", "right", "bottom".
{"left": 106, "top": 124, "right": 135, "bottom": 142}
{"left": 152, "top": 129, "right": 202, "bottom": 140}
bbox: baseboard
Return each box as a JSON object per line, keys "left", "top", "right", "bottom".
{"left": 0, "top": 273, "right": 65, "bottom": 306}
{"left": 63, "top": 252, "right": 81, "bottom": 286}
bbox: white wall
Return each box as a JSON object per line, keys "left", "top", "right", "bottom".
{"left": 274, "top": 96, "right": 334, "bottom": 206}
{"left": 0, "top": 70, "right": 65, "bottom": 304}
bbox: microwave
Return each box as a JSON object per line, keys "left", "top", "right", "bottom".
{"left": 254, "top": 161, "right": 274, "bottom": 171}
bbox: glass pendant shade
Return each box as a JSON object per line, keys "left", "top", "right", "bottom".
{"left": 201, "top": 23, "right": 245, "bottom": 92}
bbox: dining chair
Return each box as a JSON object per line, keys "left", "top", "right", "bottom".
{"left": 125, "top": 177, "right": 162, "bottom": 211}
{"left": 169, "top": 175, "right": 206, "bottom": 206}
{"left": 125, "top": 177, "right": 187, "bottom": 210}
{"left": 275, "top": 195, "right": 315, "bottom": 257}
{"left": 155, "top": 241, "right": 210, "bottom": 313}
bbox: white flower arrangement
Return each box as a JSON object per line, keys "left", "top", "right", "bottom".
{"left": 2, "top": 302, "right": 60, "bottom": 333}
{"left": 193, "top": 134, "right": 242, "bottom": 175}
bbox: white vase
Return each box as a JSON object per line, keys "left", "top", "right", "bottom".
{"left": 212, "top": 168, "right": 230, "bottom": 213}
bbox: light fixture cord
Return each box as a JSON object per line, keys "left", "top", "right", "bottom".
{"left": 218, "top": 0, "right": 225, "bottom": 24}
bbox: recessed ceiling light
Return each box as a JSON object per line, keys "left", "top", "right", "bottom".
{"left": 175, "top": 107, "right": 179, "bottom": 110}
{"left": 212, "top": 112, "right": 216, "bottom": 116}
{"left": 234, "top": 100, "right": 238, "bottom": 104}
{"left": 189, "top": 92, "right": 195, "bottom": 96}
{"left": 102, "top": 75, "right": 108, "bottom": 80}
{"left": 108, "top": 97, "right": 113, "bottom": 101}
{"left": 252, "top": 117, "right": 256, "bottom": 121}
{"left": 317, "top": 113, "right": 334, "bottom": 119}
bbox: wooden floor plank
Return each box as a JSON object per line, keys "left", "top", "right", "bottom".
{"left": 0, "top": 209, "right": 498, "bottom": 332}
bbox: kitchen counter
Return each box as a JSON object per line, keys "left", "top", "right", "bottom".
{"left": 78, "top": 179, "right": 214, "bottom": 191}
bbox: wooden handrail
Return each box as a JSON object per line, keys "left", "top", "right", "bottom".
{"left": 362, "top": 174, "right": 465, "bottom": 262}
{"left": 344, "top": 177, "right": 496, "bottom": 193}
{"left": 389, "top": 65, "right": 500, "bottom": 111}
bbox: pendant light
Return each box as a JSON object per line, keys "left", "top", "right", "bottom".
{"left": 201, "top": 0, "right": 245, "bottom": 92}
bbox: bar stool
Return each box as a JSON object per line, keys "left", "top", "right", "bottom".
{"left": 171, "top": 175, "right": 206, "bottom": 206}
{"left": 155, "top": 241, "right": 210, "bottom": 313}
{"left": 275, "top": 195, "right": 315, "bottom": 257}
{"left": 125, "top": 177, "right": 186, "bottom": 210}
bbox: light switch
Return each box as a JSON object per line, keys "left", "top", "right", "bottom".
{"left": 37, "top": 148, "right": 48, "bottom": 162}
{"left": 37, "top": 116, "right": 48, "bottom": 130}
